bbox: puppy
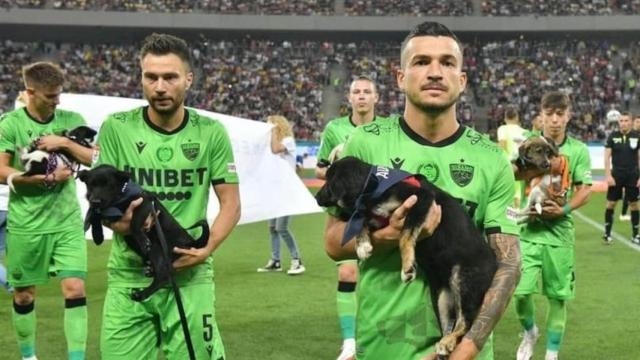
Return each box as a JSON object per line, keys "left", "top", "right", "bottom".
{"left": 7, "top": 125, "right": 97, "bottom": 191}
{"left": 517, "top": 155, "right": 569, "bottom": 224}
{"left": 79, "top": 165, "right": 210, "bottom": 301}
{"left": 316, "top": 157, "right": 497, "bottom": 357}
{"left": 514, "top": 135, "right": 559, "bottom": 174}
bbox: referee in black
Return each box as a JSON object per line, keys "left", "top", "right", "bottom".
{"left": 604, "top": 111, "right": 640, "bottom": 244}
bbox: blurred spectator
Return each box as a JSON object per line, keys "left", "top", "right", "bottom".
{"left": 344, "top": 0, "right": 472, "bottom": 16}
{"left": 482, "top": 0, "right": 640, "bottom": 16}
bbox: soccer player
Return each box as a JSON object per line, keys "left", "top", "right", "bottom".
{"left": 603, "top": 112, "right": 640, "bottom": 244}
{"left": 497, "top": 105, "right": 526, "bottom": 207}
{"left": 324, "top": 22, "right": 521, "bottom": 359}
{"left": 514, "top": 91, "right": 592, "bottom": 360}
{"left": 96, "top": 33, "right": 240, "bottom": 359}
{"left": 315, "top": 75, "right": 389, "bottom": 360}
{"left": 0, "top": 62, "right": 94, "bottom": 360}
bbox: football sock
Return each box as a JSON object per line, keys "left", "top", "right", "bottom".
{"left": 604, "top": 209, "right": 614, "bottom": 236}
{"left": 546, "top": 298, "right": 567, "bottom": 352}
{"left": 622, "top": 200, "right": 629, "bottom": 216}
{"left": 13, "top": 300, "right": 36, "bottom": 358}
{"left": 514, "top": 294, "right": 535, "bottom": 331}
{"left": 64, "top": 297, "right": 87, "bottom": 360}
{"left": 631, "top": 210, "right": 639, "bottom": 237}
{"left": 337, "top": 281, "right": 357, "bottom": 341}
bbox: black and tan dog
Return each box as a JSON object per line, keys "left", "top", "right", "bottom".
{"left": 7, "top": 125, "right": 97, "bottom": 191}
{"left": 514, "top": 135, "right": 559, "bottom": 174}
{"left": 79, "top": 164, "right": 209, "bottom": 301}
{"left": 316, "top": 156, "right": 497, "bottom": 357}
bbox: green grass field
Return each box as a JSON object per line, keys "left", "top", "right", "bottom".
{"left": 1, "top": 190, "right": 639, "bottom": 359}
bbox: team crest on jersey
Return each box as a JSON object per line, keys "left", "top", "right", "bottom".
{"left": 181, "top": 143, "right": 200, "bottom": 161}
{"left": 450, "top": 163, "right": 474, "bottom": 187}
{"left": 417, "top": 162, "right": 439, "bottom": 182}
{"left": 363, "top": 123, "right": 380, "bottom": 135}
{"left": 156, "top": 146, "right": 174, "bottom": 162}
{"left": 630, "top": 138, "right": 638, "bottom": 149}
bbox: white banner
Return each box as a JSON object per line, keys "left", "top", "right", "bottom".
{"left": 15, "top": 94, "right": 322, "bottom": 238}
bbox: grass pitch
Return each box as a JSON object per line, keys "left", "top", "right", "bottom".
{"left": 1, "top": 191, "right": 639, "bottom": 359}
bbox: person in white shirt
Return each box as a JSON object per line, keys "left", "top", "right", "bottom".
{"left": 257, "top": 115, "right": 305, "bottom": 275}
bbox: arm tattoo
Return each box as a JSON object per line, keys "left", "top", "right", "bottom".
{"left": 464, "top": 233, "right": 521, "bottom": 349}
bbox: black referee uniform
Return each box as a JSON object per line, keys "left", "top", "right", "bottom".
{"left": 604, "top": 129, "right": 640, "bottom": 242}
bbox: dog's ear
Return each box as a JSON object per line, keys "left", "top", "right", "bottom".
{"left": 542, "top": 136, "right": 560, "bottom": 156}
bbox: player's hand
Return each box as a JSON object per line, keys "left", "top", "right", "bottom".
{"left": 371, "top": 196, "right": 441, "bottom": 247}
{"left": 421, "top": 338, "right": 479, "bottom": 360}
{"left": 636, "top": 178, "right": 640, "bottom": 188}
{"left": 48, "top": 165, "right": 73, "bottom": 184}
{"left": 36, "top": 135, "right": 69, "bottom": 152}
{"left": 172, "top": 247, "right": 211, "bottom": 270}
{"left": 104, "top": 198, "right": 154, "bottom": 235}
{"left": 539, "top": 199, "right": 564, "bottom": 219}
{"left": 607, "top": 175, "right": 616, "bottom": 186}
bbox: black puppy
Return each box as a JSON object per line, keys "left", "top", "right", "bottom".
{"left": 7, "top": 125, "right": 97, "bottom": 191}
{"left": 316, "top": 156, "right": 497, "bottom": 357}
{"left": 79, "top": 164, "right": 209, "bottom": 301}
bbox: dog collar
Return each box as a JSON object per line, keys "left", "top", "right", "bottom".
{"left": 343, "top": 165, "right": 416, "bottom": 245}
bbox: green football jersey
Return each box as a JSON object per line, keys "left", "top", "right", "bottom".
{"left": 341, "top": 117, "right": 518, "bottom": 360}
{"left": 96, "top": 106, "right": 239, "bottom": 287}
{"left": 520, "top": 136, "right": 592, "bottom": 247}
{"left": 0, "top": 108, "right": 85, "bottom": 234}
{"left": 316, "top": 115, "right": 389, "bottom": 167}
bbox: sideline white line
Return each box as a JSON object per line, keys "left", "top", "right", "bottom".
{"left": 573, "top": 210, "right": 640, "bottom": 252}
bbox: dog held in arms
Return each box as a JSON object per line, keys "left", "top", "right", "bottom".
{"left": 513, "top": 136, "right": 568, "bottom": 224}
{"left": 316, "top": 156, "right": 498, "bottom": 357}
{"left": 7, "top": 125, "right": 97, "bottom": 191}
{"left": 79, "top": 164, "right": 209, "bottom": 301}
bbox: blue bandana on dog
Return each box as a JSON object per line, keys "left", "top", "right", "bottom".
{"left": 84, "top": 180, "right": 144, "bottom": 245}
{"left": 342, "top": 165, "right": 418, "bottom": 245}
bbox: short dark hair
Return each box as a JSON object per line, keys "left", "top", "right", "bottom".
{"left": 541, "top": 91, "right": 571, "bottom": 111}
{"left": 140, "top": 33, "right": 192, "bottom": 70}
{"left": 22, "top": 61, "right": 64, "bottom": 88}
{"left": 621, "top": 111, "right": 632, "bottom": 118}
{"left": 351, "top": 75, "right": 377, "bottom": 93}
{"left": 400, "top": 22, "right": 463, "bottom": 67}
{"left": 505, "top": 105, "right": 519, "bottom": 121}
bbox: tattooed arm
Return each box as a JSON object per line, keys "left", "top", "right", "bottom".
{"left": 447, "top": 232, "right": 522, "bottom": 360}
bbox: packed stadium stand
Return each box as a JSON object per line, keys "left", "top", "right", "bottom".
{"left": 1, "top": 2, "right": 640, "bottom": 142}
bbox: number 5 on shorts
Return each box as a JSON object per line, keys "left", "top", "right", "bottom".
{"left": 203, "top": 314, "right": 213, "bottom": 342}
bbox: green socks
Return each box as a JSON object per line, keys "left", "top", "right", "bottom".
{"left": 515, "top": 294, "right": 536, "bottom": 331}
{"left": 337, "top": 281, "right": 357, "bottom": 340}
{"left": 546, "top": 298, "right": 567, "bottom": 352}
{"left": 13, "top": 300, "right": 36, "bottom": 358}
{"left": 64, "top": 297, "right": 87, "bottom": 360}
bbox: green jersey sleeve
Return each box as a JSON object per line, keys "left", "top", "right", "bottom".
{"left": 317, "top": 125, "right": 337, "bottom": 166}
{"left": 572, "top": 144, "right": 593, "bottom": 186}
{"left": 209, "top": 121, "right": 238, "bottom": 185}
{"left": 0, "top": 114, "right": 16, "bottom": 154}
{"left": 484, "top": 157, "right": 519, "bottom": 236}
{"left": 95, "top": 118, "right": 119, "bottom": 167}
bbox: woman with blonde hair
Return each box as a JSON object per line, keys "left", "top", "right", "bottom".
{"left": 257, "top": 115, "right": 305, "bottom": 275}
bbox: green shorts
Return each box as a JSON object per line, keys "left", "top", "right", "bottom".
{"left": 6, "top": 227, "right": 87, "bottom": 287}
{"left": 515, "top": 240, "right": 575, "bottom": 300}
{"left": 101, "top": 282, "right": 225, "bottom": 360}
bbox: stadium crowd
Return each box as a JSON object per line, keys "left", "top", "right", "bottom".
{"left": 481, "top": 0, "right": 640, "bottom": 16}
{"left": 343, "top": 0, "right": 472, "bottom": 16}
{"left": 0, "top": 37, "right": 638, "bottom": 141}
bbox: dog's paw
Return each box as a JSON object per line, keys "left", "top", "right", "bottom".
{"left": 401, "top": 267, "right": 416, "bottom": 283}
{"left": 356, "top": 242, "right": 373, "bottom": 260}
{"left": 534, "top": 203, "right": 543, "bottom": 214}
{"left": 435, "top": 335, "right": 458, "bottom": 356}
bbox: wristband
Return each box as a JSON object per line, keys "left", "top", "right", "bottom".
{"left": 563, "top": 203, "right": 572, "bottom": 215}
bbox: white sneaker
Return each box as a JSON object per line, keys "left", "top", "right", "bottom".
{"left": 545, "top": 350, "right": 559, "bottom": 360}
{"left": 632, "top": 235, "right": 640, "bottom": 245}
{"left": 257, "top": 259, "right": 282, "bottom": 272}
{"left": 337, "top": 338, "right": 356, "bottom": 360}
{"left": 620, "top": 214, "right": 631, "bottom": 221}
{"left": 517, "top": 325, "right": 539, "bottom": 360}
{"left": 287, "top": 259, "right": 305, "bottom": 275}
